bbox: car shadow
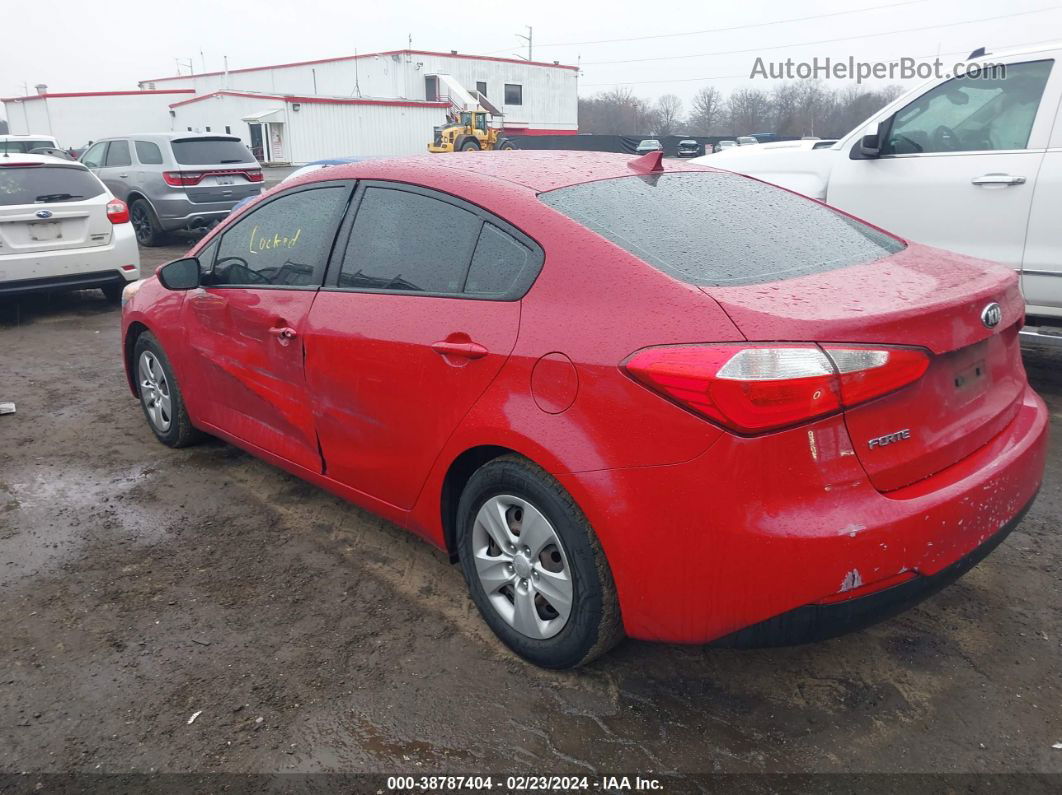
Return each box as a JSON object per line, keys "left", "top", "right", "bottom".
{"left": 0, "top": 289, "right": 120, "bottom": 328}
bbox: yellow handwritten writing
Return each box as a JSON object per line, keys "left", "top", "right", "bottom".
{"left": 248, "top": 225, "right": 302, "bottom": 255}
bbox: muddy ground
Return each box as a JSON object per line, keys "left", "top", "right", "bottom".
{"left": 1, "top": 239, "right": 1060, "bottom": 788}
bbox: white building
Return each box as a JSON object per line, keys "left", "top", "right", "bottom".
{"left": 2, "top": 49, "right": 578, "bottom": 163}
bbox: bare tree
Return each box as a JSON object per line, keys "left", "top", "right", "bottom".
{"left": 726, "top": 88, "right": 771, "bottom": 135}
{"left": 653, "top": 94, "right": 684, "bottom": 137}
{"left": 578, "top": 87, "right": 655, "bottom": 134}
{"left": 688, "top": 86, "right": 722, "bottom": 135}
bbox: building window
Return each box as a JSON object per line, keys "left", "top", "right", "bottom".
{"left": 225, "top": 126, "right": 231, "bottom": 134}
{"left": 476, "top": 81, "right": 487, "bottom": 98}
{"left": 504, "top": 84, "right": 522, "bottom": 105}
{"left": 205, "top": 126, "right": 211, "bottom": 132}
{"left": 187, "top": 127, "right": 192, "bottom": 131}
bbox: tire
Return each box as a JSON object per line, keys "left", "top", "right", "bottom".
{"left": 457, "top": 455, "right": 623, "bottom": 668}
{"left": 100, "top": 283, "right": 123, "bottom": 304}
{"left": 129, "top": 198, "right": 167, "bottom": 247}
{"left": 496, "top": 139, "right": 515, "bottom": 151}
{"left": 132, "top": 331, "right": 202, "bottom": 448}
{"left": 460, "top": 140, "right": 481, "bottom": 152}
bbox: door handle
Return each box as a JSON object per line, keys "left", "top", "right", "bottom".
{"left": 269, "top": 326, "right": 298, "bottom": 346}
{"left": 971, "top": 173, "right": 1026, "bottom": 186}
{"left": 431, "top": 340, "right": 488, "bottom": 360}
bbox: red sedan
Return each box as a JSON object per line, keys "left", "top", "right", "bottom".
{"left": 121, "top": 151, "right": 1047, "bottom": 668}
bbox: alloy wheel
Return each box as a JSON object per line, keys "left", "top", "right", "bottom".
{"left": 471, "top": 495, "right": 574, "bottom": 639}
{"left": 139, "top": 350, "right": 172, "bottom": 432}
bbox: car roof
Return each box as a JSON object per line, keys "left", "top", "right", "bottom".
{"left": 0, "top": 134, "right": 58, "bottom": 140}
{"left": 0, "top": 153, "right": 87, "bottom": 167}
{"left": 98, "top": 132, "right": 241, "bottom": 141}
{"left": 312, "top": 151, "right": 717, "bottom": 193}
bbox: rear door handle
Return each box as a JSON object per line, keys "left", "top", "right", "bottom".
{"left": 971, "top": 173, "right": 1026, "bottom": 186}
{"left": 269, "top": 326, "right": 298, "bottom": 345}
{"left": 431, "top": 340, "right": 488, "bottom": 360}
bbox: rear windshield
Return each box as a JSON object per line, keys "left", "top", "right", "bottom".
{"left": 538, "top": 172, "right": 904, "bottom": 287}
{"left": 0, "top": 165, "right": 104, "bottom": 206}
{"left": 0, "top": 140, "right": 55, "bottom": 154}
{"left": 171, "top": 137, "right": 253, "bottom": 165}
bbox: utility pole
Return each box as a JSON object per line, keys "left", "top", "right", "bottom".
{"left": 516, "top": 25, "right": 532, "bottom": 62}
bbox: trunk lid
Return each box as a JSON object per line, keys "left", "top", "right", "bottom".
{"left": 705, "top": 243, "right": 1027, "bottom": 492}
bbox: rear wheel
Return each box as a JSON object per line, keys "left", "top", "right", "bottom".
{"left": 130, "top": 199, "right": 166, "bottom": 247}
{"left": 457, "top": 455, "right": 623, "bottom": 668}
{"left": 496, "top": 139, "right": 515, "bottom": 150}
{"left": 133, "top": 331, "right": 202, "bottom": 448}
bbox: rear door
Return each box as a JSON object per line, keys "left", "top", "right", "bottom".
{"left": 0, "top": 163, "right": 112, "bottom": 258}
{"left": 304, "top": 182, "right": 540, "bottom": 508}
{"left": 180, "top": 181, "right": 352, "bottom": 471}
{"left": 827, "top": 58, "right": 1058, "bottom": 267}
{"left": 96, "top": 139, "right": 133, "bottom": 199}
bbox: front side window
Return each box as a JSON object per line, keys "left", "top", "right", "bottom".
{"left": 104, "top": 140, "right": 132, "bottom": 168}
{"left": 540, "top": 172, "right": 904, "bottom": 287}
{"left": 504, "top": 84, "right": 523, "bottom": 105}
{"left": 80, "top": 142, "right": 107, "bottom": 168}
{"left": 207, "top": 186, "right": 348, "bottom": 288}
{"left": 339, "top": 187, "right": 481, "bottom": 293}
{"left": 884, "top": 60, "right": 1053, "bottom": 154}
{"left": 135, "top": 140, "right": 164, "bottom": 165}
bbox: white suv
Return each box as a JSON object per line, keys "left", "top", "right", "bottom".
{"left": 694, "top": 42, "right": 1062, "bottom": 342}
{"left": 0, "top": 154, "right": 140, "bottom": 301}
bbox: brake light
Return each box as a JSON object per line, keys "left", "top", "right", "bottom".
{"left": 624, "top": 344, "right": 929, "bottom": 434}
{"left": 106, "top": 198, "right": 130, "bottom": 224}
{"left": 163, "top": 171, "right": 203, "bottom": 186}
{"left": 245, "top": 170, "right": 264, "bottom": 182}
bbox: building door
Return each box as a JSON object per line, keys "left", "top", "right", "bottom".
{"left": 267, "top": 123, "right": 285, "bottom": 162}
{"left": 248, "top": 123, "right": 264, "bottom": 162}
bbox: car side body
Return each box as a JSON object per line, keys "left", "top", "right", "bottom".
{"left": 121, "top": 152, "right": 1047, "bottom": 653}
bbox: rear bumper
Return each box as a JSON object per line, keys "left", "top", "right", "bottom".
{"left": 557, "top": 385, "right": 1048, "bottom": 644}
{"left": 0, "top": 223, "right": 140, "bottom": 295}
{"left": 153, "top": 190, "right": 261, "bottom": 231}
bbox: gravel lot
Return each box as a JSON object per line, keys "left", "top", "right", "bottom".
{"left": 1, "top": 237, "right": 1060, "bottom": 786}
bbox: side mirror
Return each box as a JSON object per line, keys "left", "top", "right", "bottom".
{"left": 860, "top": 120, "right": 890, "bottom": 158}
{"left": 157, "top": 257, "right": 200, "bottom": 290}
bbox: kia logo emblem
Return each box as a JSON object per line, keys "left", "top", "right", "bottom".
{"left": 35, "top": 209, "right": 53, "bottom": 219}
{"left": 981, "top": 302, "right": 1002, "bottom": 329}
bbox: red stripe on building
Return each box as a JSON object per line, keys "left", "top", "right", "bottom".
{"left": 168, "top": 90, "right": 448, "bottom": 110}
{"left": 1, "top": 89, "right": 195, "bottom": 102}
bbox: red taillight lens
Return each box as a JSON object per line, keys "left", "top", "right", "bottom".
{"left": 624, "top": 344, "right": 929, "bottom": 434}
{"left": 162, "top": 171, "right": 203, "bottom": 186}
{"left": 245, "top": 170, "right": 264, "bottom": 182}
{"left": 106, "top": 198, "right": 130, "bottom": 224}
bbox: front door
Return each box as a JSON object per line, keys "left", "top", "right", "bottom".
{"left": 827, "top": 58, "right": 1057, "bottom": 267}
{"left": 181, "top": 181, "right": 353, "bottom": 471}
{"left": 305, "top": 182, "right": 539, "bottom": 508}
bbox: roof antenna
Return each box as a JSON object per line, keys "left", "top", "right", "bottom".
{"left": 628, "top": 150, "right": 664, "bottom": 173}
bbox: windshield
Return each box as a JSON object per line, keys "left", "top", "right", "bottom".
{"left": 171, "top": 137, "right": 254, "bottom": 165}
{"left": 539, "top": 172, "right": 904, "bottom": 287}
{"left": 0, "top": 164, "right": 104, "bottom": 206}
{"left": 0, "top": 139, "right": 55, "bottom": 154}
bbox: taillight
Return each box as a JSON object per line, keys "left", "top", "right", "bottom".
{"left": 245, "top": 170, "right": 264, "bottom": 183}
{"left": 106, "top": 198, "right": 130, "bottom": 224}
{"left": 162, "top": 171, "right": 203, "bottom": 186}
{"left": 624, "top": 344, "right": 930, "bottom": 434}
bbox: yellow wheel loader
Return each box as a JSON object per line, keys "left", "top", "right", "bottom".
{"left": 428, "top": 110, "right": 515, "bottom": 153}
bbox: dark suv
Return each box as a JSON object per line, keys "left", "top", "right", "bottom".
{"left": 80, "top": 133, "right": 263, "bottom": 246}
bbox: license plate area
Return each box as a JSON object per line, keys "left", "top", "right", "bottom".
{"left": 214, "top": 175, "right": 235, "bottom": 186}
{"left": 29, "top": 221, "right": 62, "bottom": 241}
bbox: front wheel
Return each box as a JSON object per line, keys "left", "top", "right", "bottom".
{"left": 132, "top": 331, "right": 202, "bottom": 447}
{"left": 460, "top": 140, "right": 481, "bottom": 152}
{"left": 457, "top": 455, "right": 623, "bottom": 668}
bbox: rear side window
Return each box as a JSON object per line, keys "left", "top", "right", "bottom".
{"left": 539, "top": 172, "right": 904, "bottom": 287}
{"left": 0, "top": 165, "right": 105, "bottom": 206}
{"left": 104, "top": 140, "right": 132, "bottom": 167}
{"left": 135, "top": 140, "right": 164, "bottom": 164}
{"left": 339, "top": 187, "right": 481, "bottom": 293}
{"left": 466, "top": 224, "right": 534, "bottom": 297}
{"left": 208, "top": 186, "right": 348, "bottom": 287}
{"left": 171, "top": 137, "right": 252, "bottom": 165}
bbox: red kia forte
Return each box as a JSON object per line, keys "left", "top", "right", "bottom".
{"left": 121, "top": 151, "right": 1047, "bottom": 668}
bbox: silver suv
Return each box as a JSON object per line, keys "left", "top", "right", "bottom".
{"left": 79, "top": 133, "right": 263, "bottom": 246}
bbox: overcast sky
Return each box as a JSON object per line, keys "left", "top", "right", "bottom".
{"left": 2, "top": 0, "right": 1060, "bottom": 120}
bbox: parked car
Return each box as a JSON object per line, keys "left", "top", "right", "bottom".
{"left": 121, "top": 151, "right": 1046, "bottom": 668}
{"left": 80, "top": 133, "right": 263, "bottom": 247}
{"left": 635, "top": 139, "right": 663, "bottom": 154}
{"left": 676, "top": 140, "right": 703, "bottom": 158}
{"left": 0, "top": 154, "right": 139, "bottom": 301}
{"left": 736, "top": 136, "right": 759, "bottom": 146}
{"left": 716, "top": 140, "right": 738, "bottom": 151}
{"left": 27, "top": 146, "right": 75, "bottom": 161}
{"left": 692, "top": 43, "right": 1062, "bottom": 342}
{"left": 0, "top": 134, "right": 60, "bottom": 154}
